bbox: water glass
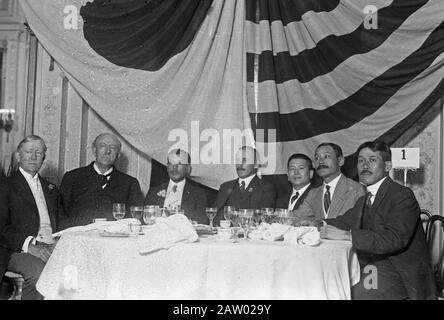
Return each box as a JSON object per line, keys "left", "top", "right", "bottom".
{"left": 130, "top": 206, "right": 143, "bottom": 222}
{"left": 261, "top": 208, "right": 275, "bottom": 224}
{"left": 112, "top": 203, "right": 126, "bottom": 220}
{"left": 143, "top": 205, "right": 157, "bottom": 225}
{"left": 238, "top": 209, "right": 254, "bottom": 239}
{"left": 275, "top": 208, "right": 290, "bottom": 224}
{"left": 223, "top": 206, "right": 235, "bottom": 220}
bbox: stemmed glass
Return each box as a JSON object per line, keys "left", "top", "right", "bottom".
{"left": 205, "top": 207, "right": 217, "bottom": 231}
{"left": 223, "top": 206, "right": 235, "bottom": 221}
{"left": 130, "top": 206, "right": 143, "bottom": 222}
{"left": 143, "top": 205, "right": 158, "bottom": 225}
{"left": 252, "top": 209, "right": 262, "bottom": 228}
{"left": 112, "top": 203, "right": 126, "bottom": 220}
{"left": 238, "top": 209, "right": 253, "bottom": 239}
{"left": 261, "top": 208, "right": 274, "bottom": 224}
{"left": 275, "top": 208, "right": 290, "bottom": 224}
{"left": 229, "top": 210, "right": 240, "bottom": 239}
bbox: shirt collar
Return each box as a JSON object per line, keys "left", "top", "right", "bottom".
{"left": 366, "top": 176, "right": 387, "bottom": 197}
{"left": 238, "top": 174, "right": 256, "bottom": 188}
{"left": 168, "top": 179, "right": 186, "bottom": 189}
{"left": 292, "top": 183, "right": 310, "bottom": 196}
{"left": 324, "top": 173, "right": 342, "bottom": 189}
{"left": 19, "top": 167, "right": 39, "bottom": 182}
{"left": 93, "top": 162, "right": 113, "bottom": 176}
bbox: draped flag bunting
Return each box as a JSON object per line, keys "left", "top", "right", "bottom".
{"left": 19, "top": 0, "right": 444, "bottom": 191}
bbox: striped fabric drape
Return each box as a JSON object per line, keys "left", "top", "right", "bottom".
{"left": 246, "top": 0, "right": 444, "bottom": 182}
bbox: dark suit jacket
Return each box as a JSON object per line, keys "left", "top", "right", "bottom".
{"left": 326, "top": 177, "right": 435, "bottom": 300}
{"left": 276, "top": 184, "right": 312, "bottom": 210}
{"left": 59, "top": 162, "right": 143, "bottom": 229}
{"left": 0, "top": 170, "right": 59, "bottom": 283}
{"left": 213, "top": 175, "right": 276, "bottom": 226}
{"left": 144, "top": 179, "right": 208, "bottom": 224}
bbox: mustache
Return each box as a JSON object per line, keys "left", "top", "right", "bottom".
{"left": 360, "top": 170, "right": 372, "bottom": 175}
{"left": 316, "top": 165, "right": 329, "bottom": 170}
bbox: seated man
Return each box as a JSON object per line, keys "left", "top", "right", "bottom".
{"left": 0, "top": 135, "right": 60, "bottom": 299}
{"left": 144, "top": 149, "right": 208, "bottom": 224}
{"left": 294, "top": 142, "right": 365, "bottom": 220}
{"left": 214, "top": 146, "right": 276, "bottom": 225}
{"left": 320, "top": 141, "right": 435, "bottom": 300}
{"left": 59, "top": 133, "right": 143, "bottom": 228}
{"left": 276, "top": 153, "right": 314, "bottom": 211}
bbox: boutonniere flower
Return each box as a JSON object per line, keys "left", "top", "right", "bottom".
{"left": 248, "top": 187, "right": 254, "bottom": 193}
{"left": 48, "top": 184, "right": 56, "bottom": 190}
{"left": 157, "top": 189, "right": 167, "bottom": 198}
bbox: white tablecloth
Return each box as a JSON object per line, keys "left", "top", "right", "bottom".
{"left": 37, "top": 231, "right": 360, "bottom": 300}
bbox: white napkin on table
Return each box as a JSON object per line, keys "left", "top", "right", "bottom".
{"left": 137, "top": 214, "right": 198, "bottom": 254}
{"left": 260, "top": 223, "right": 292, "bottom": 241}
{"left": 284, "top": 226, "right": 321, "bottom": 246}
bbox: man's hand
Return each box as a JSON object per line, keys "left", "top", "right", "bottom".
{"left": 28, "top": 243, "right": 53, "bottom": 262}
{"left": 320, "top": 225, "right": 352, "bottom": 241}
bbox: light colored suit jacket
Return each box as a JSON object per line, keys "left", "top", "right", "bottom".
{"left": 294, "top": 174, "right": 365, "bottom": 220}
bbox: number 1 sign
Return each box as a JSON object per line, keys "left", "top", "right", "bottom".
{"left": 391, "top": 148, "right": 420, "bottom": 169}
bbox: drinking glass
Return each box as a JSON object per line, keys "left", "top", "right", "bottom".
{"left": 143, "top": 205, "right": 157, "bottom": 225}
{"left": 261, "top": 208, "right": 274, "bottom": 224}
{"left": 275, "top": 208, "right": 290, "bottom": 224}
{"left": 130, "top": 206, "right": 143, "bottom": 222}
{"left": 205, "top": 207, "right": 217, "bottom": 231}
{"left": 238, "top": 209, "right": 253, "bottom": 239}
{"left": 229, "top": 210, "right": 240, "bottom": 239}
{"left": 252, "top": 209, "right": 262, "bottom": 228}
{"left": 112, "top": 203, "right": 126, "bottom": 220}
{"left": 223, "top": 206, "right": 235, "bottom": 221}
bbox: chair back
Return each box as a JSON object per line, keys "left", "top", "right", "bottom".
{"left": 421, "top": 209, "right": 432, "bottom": 232}
{"left": 425, "top": 215, "right": 444, "bottom": 297}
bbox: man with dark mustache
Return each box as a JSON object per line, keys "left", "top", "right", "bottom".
{"left": 144, "top": 149, "right": 208, "bottom": 224}
{"left": 213, "top": 146, "right": 276, "bottom": 226}
{"left": 319, "top": 141, "right": 435, "bottom": 300}
{"left": 58, "top": 133, "right": 143, "bottom": 228}
{"left": 294, "top": 143, "right": 365, "bottom": 220}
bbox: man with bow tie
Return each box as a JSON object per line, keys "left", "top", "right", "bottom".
{"left": 276, "top": 153, "right": 314, "bottom": 211}
{"left": 319, "top": 141, "right": 435, "bottom": 300}
{"left": 0, "top": 135, "right": 60, "bottom": 299}
{"left": 144, "top": 149, "right": 208, "bottom": 224}
{"left": 213, "top": 146, "right": 276, "bottom": 226}
{"left": 58, "top": 133, "right": 143, "bottom": 228}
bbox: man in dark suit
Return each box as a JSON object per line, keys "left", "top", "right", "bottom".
{"left": 294, "top": 142, "right": 365, "bottom": 220}
{"left": 59, "top": 133, "right": 143, "bottom": 228}
{"left": 0, "top": 135, "right": 60, "bottom": 300}
{"left": 144, "top": 149, "right": 208, "bottom": 224}
{"left": 276, "top": 153, "right": 313, "bottom": 211}
{"left": 214, "top": 146, "right": 276, "bottom": 225}
{"left": 320, "top": 141, "right": 435, "bottom": 300}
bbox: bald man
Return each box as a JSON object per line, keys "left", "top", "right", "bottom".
{"left": 59, "top": 133, "right": 143, "bottom": 228}
{"left": 144, "top": 149, "right": 208, "bottom": 224}
{"left": 213, "top": 146, "right": 276, "bottom": 226}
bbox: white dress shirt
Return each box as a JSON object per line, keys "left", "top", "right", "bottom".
{"left": 19, "top": 167, "right": 53, "bottom": 252}
{"left": 322, "top": 173, "right": 342, "bottom": 218}
{"left": 93, "top": 162, "right": 113, "bottom": 188}
{"left": 164, "top": 179, "right": 186, "bottom": 208}
{"left": 238, "top": 174, "right": 256, "bottom": 190}
{"left": 366, "top": 176, "right": 387, "bottom": 204}
{"left": 288, "top": 183, "right": 311, "bottom": 211}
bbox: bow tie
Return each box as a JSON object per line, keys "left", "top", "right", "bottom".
{"left": 98, "top": 172, "right": 112, "bottom": 188}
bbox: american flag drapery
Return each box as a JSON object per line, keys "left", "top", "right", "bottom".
{"left": 246, "top": 0, "right": 444, "bottom": 178}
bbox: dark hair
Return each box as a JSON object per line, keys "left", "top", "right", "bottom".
{"left": 168, "top": 148, "right": 191, "bottom": 164}
{"left": 315, "top": 142, "right": 343, "bottom": 158}
{"left": 287, "top": 153, "right": 313, "bottom": 170}
{"left": 238, "top": 146, "right": 258, "bottom": 164}
{"left": 16, "top": 135, "right": 47, "bottom": 152}
{"left": 357, "top": 141, "right": 391, "bottom": 161}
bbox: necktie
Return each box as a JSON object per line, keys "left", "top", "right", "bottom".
{"left": 360, "top": 191, "right": 373, "bottom": 228}
{"left": 290, "top": 192, "right": 299, "bottom": 204}
{"left": 172, "top": 185, "right": 178, "bottom": 193}
{"left": 240, "top": 181, "right": 246, "bottom": 191}
{"left": 323, "top": 185, "right": 331, "bottom": 214}
{"left": 98, "top": 173, "right": 111, "bottom": 189}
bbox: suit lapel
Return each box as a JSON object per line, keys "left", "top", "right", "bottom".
{"left": 181, "top": 179, "right": 191, "bottom": 207}
{"left": 219, "top": 180, "right": 238, "bottom": 209}
{"left": 295, "top": 184, "right": 311, "bottom": 209}
{"left": 371, "top": 177, "right": 392, "bottom": 213}
{"left": 246, "top": 176, "right": 261, "bottom": 207}
{"left": 11, "top": 171, "right": 38, "bottom": 210}
{"left": 39, "top": 176, "right": 57, "bottom": 229}
{"left": 328, "top": 175, "right": 347, "bottom": 216}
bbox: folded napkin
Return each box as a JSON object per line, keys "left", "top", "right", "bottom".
{"left": 53, "top": 219, "right": 140, "bottom": 237}
{"left": 260, "top": 223, "right": 292, "bottom": 241}
{"left": 137, "top": 214, "right": 198, "bottom": 254}
{"left": 283, "top": 226, "right": 321, "bottom": 246}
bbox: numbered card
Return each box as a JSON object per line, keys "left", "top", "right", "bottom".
{"left": 391, "top": 148, "right": 420, "bottom": 169}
